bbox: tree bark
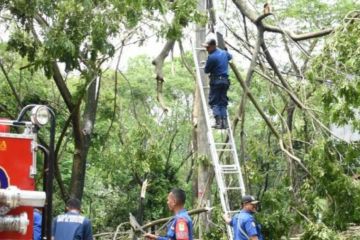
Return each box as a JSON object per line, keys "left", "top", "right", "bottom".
{"left": 193, "top": 0, "right": 212, "bottom": 236}
{"left": 70, "top": 72, "right": 101, "bottom": 200}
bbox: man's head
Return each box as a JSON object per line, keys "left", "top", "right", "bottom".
{"left": 202, "top": 39, "right": 217, "bottom": 53}
{"left": 66, "top": 198, "right": 81, "bottom": 212}
{"left": 241, "top": 195, "right": 259, "bottom": 213}
{"left": 167, "top": 188, "right": 186, "bottom": 212}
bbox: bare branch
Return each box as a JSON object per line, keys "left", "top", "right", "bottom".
{"left": 0, "top": 60, "right": 22, "bottom": 109}
{"left": 178, "top": 40, "right": 196, "bottom": 81}
{"left": 230, "top": 62, "right": 312, "bottom": 175}
{"left": 103, "top": 43, "right": 125, "bottom": 147}
{"left": 282, "top": 35, "right": 301, "bottom": 76}
{"left": 264, "top": 25, "right": 333, "bottom": 41}
{"left": 231, "top": 0, "right": 333, "bottom": 41}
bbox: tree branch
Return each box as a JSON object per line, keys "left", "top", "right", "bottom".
{"left": 165, "top": 129, "right": 179, "bottom": 172}
{"left": 264, "top": 25, "right": 333, "bottom": 41}
{"left": 103, "top": 43, "right": 125, "bottom": 147}
{"left": 230, "top": 62, "right": 312, "bottom": 175}
{"left": 141, "top": 208, "right": 211, "bottom": 230}
{"left": 231, "top": 0, "right": 333, "bottom": 41}
{"left": 0, "top": 60, "right": 22, "bottom": 109}
{"left": 152, "top": 40, "right": 175, "bottom": 112}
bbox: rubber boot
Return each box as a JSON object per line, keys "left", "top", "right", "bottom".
{"left": 212, "top": 116, "right": 222, "bottom": 129}
{"left": 221, "top": 117, "right": 229, "bottom": 129}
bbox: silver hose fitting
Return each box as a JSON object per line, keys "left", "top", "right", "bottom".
{"left": 0, "top": 212, "right": 29, "bottom": 235}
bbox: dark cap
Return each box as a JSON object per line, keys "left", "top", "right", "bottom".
{"left": 201, "top": 39, "right": 217, "bottom": 47}
{"left": 241, "top": 195, "right": 259, "bottom": 204}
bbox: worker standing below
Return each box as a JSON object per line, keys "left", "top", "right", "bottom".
{"left": 223, "top": 195, "right": 264, "bottom": 240}
{"left": 52, "top": 198, "right": 93, "bottom": 240}
{"left": 144, "top": 188, "right": 193, "bottom": 240}
{"left": 33, "top": 208, "right": 42, "bottom": 240}
{"left": 202, "top": 39, "right": 232, "bottom": 129}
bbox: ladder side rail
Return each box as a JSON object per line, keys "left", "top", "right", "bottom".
{"left": 226, "top": 115, "right": 246, "bottom": 196}
{"left": 211, "top": 0, "right": 247, "bottom": 197}
{"left": 193, "top": 40, "right": 233, "bottom": 240}
{"left": 192, "top": 43, "right": 213, "bottom": 132}
{"left": 192, "top": 40, "right": 226, "bottom": 197}
{"left": 192, "top": 40, "right": 230, "bottom": 208}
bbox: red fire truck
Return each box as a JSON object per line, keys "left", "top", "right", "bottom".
{"left": 0, "top": 105, "right": 55, "bottom": 239}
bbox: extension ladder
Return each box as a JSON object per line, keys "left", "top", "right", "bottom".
{"left": 192, "top": 42, "right": 246, "bottom": 240}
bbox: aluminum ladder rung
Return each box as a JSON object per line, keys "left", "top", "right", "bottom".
{"left": 220, "top": 165, "right": 239, "bottom": 174}
{"left": 214, "top": 142, "right": 231, "bottom": 145}
{"left": 225, "top": 210, "right": 239, "bottom": 214}
{"left": 224, "top": 186, "right": 243, "bottom": 190}
{"left": 216, "top": 148, "right": 233, "bottom": 152}
{"left": 221, "top": 170, "right": 239, "bottom": 174}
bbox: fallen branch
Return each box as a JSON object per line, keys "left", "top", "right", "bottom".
{"left": 230, "top": 62, "right": 312, "bottom": 176}
{"left": 231, "top": 0, "right": 333, "bottom": 41}
{"left": 141, "top": 207, "right": 211, "bottom": 230}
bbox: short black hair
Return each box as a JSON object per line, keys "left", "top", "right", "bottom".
{"left": 66, "top": 198, "right": 81, "bottom": 210}
{"left": 171, "top": 188, "right": 186, "bottom": 205}
{"left": 208, "top": 39, "right": 216, "bottom": 46}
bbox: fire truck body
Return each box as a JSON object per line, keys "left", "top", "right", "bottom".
{"left": 0, "top": 109, "right": 50, "bottom": 239}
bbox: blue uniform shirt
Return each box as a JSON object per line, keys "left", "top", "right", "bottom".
{"left": 158, "top": 209, "right": 193, "bottom": 240}
{"left": 204, "top": 48, "right": 232, "bottom": 78}
{"left": 33, "top": 209, "right": 42, "bottom": 240}
{"left": 52, "top": 211, "right": 93, "bottom": 240}
{"left": 230, "top": 210, "right": 264, "bottom": 240}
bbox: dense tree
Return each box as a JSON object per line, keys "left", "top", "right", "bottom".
{"left": 0, "top": 0, "right": 359, "bottom": 239}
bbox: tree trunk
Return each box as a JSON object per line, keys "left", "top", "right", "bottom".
{"left": 193, "top": 0, "right": 212, "bottom": 236}
{"left": 70, "top": 72, "right": 101, "bottom": 200}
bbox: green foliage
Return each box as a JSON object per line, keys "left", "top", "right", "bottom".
{"left": 258, "top": 187, "right": 296, "bottom": 239}
{"left": 280, "top": 0, "right": 359, "bottom": 25}
{"left": 79, "top": 54, "right": 195, "bottom": 229}
{"left": 301, "top": 223, "right": 340, "bottom": 240}
{"left": 203, "top": 207, "right": 227, "bottom": 240}
{"left": 303, "top": 141, "right": 360, "bottom": 230}
{"left": 2, "top": 0, "right": 204, "bottom": 76}
{"left": 158, "top": 0, "right": 206, "bottom": 40}
{"left": 1, "top": 0, "right": 360, "bottom": 239}
{"left": 309, "top": 15, "right": 360, "bottom": 130}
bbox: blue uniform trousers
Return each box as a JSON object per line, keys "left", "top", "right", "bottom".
{"left": 209, "top": 76, "right": 230, "bottom": 118}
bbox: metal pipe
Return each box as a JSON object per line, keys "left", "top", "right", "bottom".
{"left": 36, "top": 144, "right": 49, "bottom": 240}
{"left": 45, "top": 108, "right": 56, "bottom": 240}
{"left": 0, "top": 187, "right": 46, "bottom": 211}
{"left": 0, "top": 212, "right": 29, "bottom": 235}
{"left": 0, "top": 119, "right": 30, "bottom": 127}
{"left": 15, "top": 104, "right": 37, "bottom": 123}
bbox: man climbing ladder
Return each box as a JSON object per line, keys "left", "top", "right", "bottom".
{"left": 193, "top": 34, "right": 246, "bottom": 239}
{"left": 202, "top": 38, "right": 232, "bottom": 129}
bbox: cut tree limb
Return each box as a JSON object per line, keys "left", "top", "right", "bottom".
{"left": 152, "top": 40, "right": 175, "bottom": 112}
{"left": 140, "top": 207, "right": 211, "bottom": 230}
